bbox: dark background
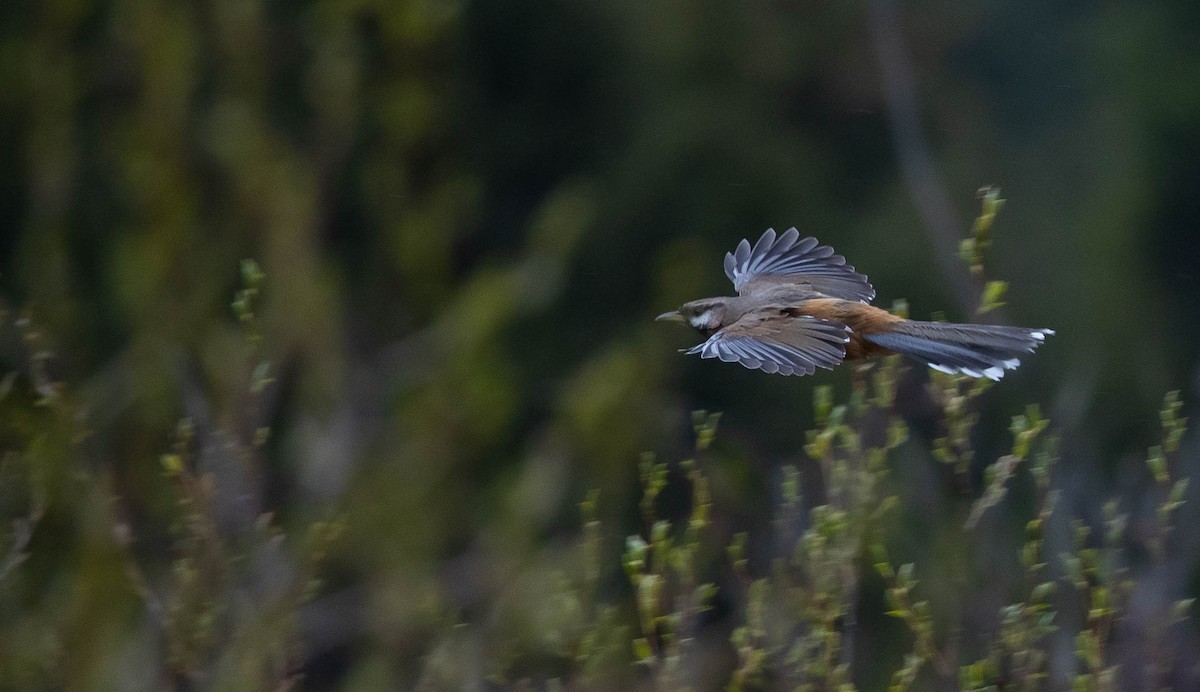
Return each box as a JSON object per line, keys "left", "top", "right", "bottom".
{"left": 1, "top": 0, "right": 1199, "bottom": 689}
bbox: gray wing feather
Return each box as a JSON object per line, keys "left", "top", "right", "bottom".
{"left": 685, "top": 315, "right": 850, "bottom": 376}
{"left": 724, "top": 227, "right": 875, "bottom": 302}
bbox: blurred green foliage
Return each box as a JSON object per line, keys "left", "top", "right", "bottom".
{"left": 2, "top": 0, "right": 1200, "bottom": 689}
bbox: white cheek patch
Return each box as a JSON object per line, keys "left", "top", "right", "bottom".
{"left": 689, "top": 311, "right": 713, "bottom": 330}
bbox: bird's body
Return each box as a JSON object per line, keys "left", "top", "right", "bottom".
{"left": 657, "top": 228, "right": 1053, "bottom": 379}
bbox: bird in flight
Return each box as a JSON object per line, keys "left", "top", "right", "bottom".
{"left": 656, "top": 228, "right": 1053, "bottom": 379}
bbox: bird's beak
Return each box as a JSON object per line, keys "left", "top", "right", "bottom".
{"left": 655, "top": 310, "right": 686, "bottom": 323}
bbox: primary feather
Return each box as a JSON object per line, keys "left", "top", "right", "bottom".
{"left": 724, "top": 228, "right": 875, "bottom": 302}
{"left": 687, "top": 311, "right": 850, "bottom": 376}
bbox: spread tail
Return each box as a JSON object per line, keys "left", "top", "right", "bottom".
{"left": 864, "top": 321, "right": 1054, "bottom": 381}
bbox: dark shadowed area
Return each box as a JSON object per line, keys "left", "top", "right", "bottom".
{"left": 1, "top": 1, "right": 1199, "bottom": 690}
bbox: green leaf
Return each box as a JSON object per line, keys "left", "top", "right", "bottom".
{"left": 1147, "top": 445, "right": 1168, "bottom": 483}
{"left": 632, "top": 637, "right": 653, "bottom": 662}
{"left": 814, "top": 385, "right": 833, "bottom": 426}
{"left": 1031, "top": 581, "right": 1055, "bottom": 603}
{"left": 160, "top": 453, "right": 182, "bottom": 474}
{"left": 979, "top": 280, "right": 1008, "bottom": 314}
{"left": 1169, "top": 478, "right": 1189, "bottom": 505}
{"left": 959, "top": 238, "right": 976, "bottom": 265}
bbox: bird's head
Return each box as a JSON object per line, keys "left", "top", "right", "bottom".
{"left": 656, "top": 298, "right": 729, "bottom": 336}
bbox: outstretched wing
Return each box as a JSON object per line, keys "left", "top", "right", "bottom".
{"left": 685, "top": 312, "right": 850, "bottom": 376}
{"left": 723, "top": 228, "right": 875, "bottom": 302}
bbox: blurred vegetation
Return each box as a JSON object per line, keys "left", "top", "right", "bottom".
{"left": 2, "top": 0, "right": 1200, "bottom": 690}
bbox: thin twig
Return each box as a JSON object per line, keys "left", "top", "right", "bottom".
{"left": 865, "top": 0, "right": 978, "bottom": 316}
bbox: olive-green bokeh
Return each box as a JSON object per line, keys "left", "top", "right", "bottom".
{"left": 1, "top": 0, "right": 1198, "bottom": 689}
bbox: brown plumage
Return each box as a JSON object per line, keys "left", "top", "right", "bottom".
{"left": 656, "top": 228, "right": 1053, "bottom": 379}
{"left": 791, "top": 298, "right": 903, "bottom": 361}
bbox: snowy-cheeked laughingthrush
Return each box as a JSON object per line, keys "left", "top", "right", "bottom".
{"left": 656, "top": 228, "right": 1053, "bottom": 378}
